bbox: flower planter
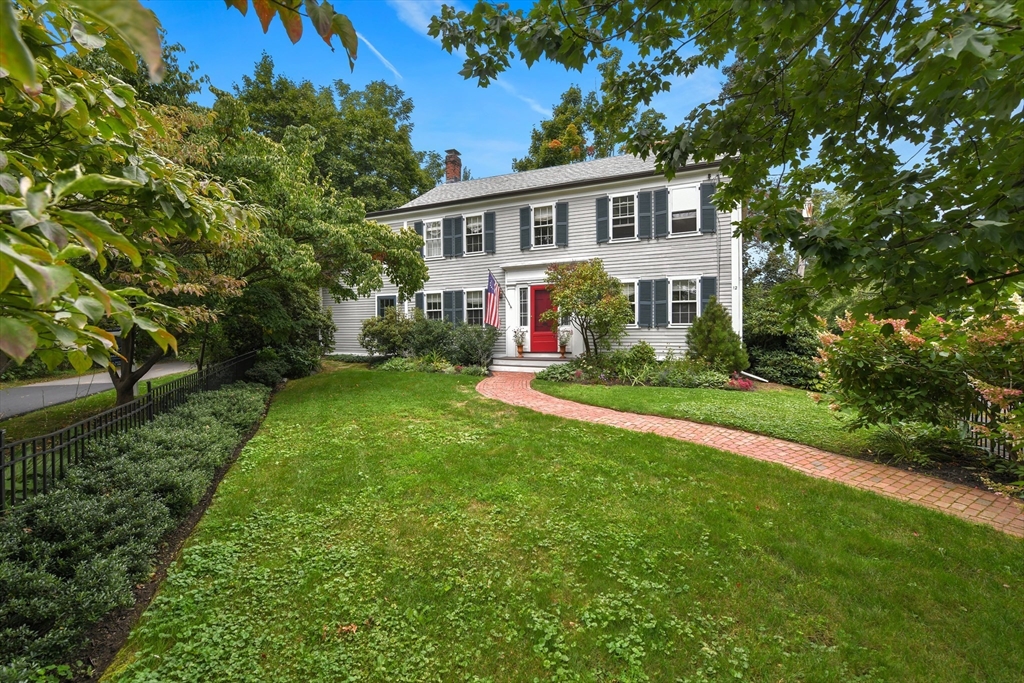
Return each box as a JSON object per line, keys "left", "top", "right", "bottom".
{"left": 516, "top": 345, "right": 524, "bottom": 358}
{"left": 559, "top": 345, "right": 567, "bottom": 359}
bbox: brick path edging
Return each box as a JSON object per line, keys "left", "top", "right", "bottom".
{"left": 477, "top": 372, "right": 1024, "bottom": 538}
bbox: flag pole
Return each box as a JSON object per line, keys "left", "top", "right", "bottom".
{"left": 488, "top": 269, "right": 512, "bottom": 308}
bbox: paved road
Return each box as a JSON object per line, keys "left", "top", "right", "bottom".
{"left": 0, "top": 361, "right": 194, "bottom": 419}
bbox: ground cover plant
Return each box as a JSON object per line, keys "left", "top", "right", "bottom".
{"left": 0, "top": 383, "right": 270, "bottom": 680}
{"left": 0, "top": 371, "right": 193, "bottom": 442}
{"left": 106, "top": 368, "right": 1022, "bottom": 682}
{"left": 535, "top": 380, "right": 872, "bottom": 458}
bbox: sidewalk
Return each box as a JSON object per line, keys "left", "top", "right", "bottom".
{"left": 0, "top": 361, "right": 194, "bottom": 419}
{"left": 477, "top": 372, "right": 1024, "bottom": 537}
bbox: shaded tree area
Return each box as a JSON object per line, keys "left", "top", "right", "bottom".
{"left": 237, "top": 55, "right": 443, "bottom": 212}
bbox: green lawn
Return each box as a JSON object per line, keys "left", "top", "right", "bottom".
{"left": 535, "top": 380, "right": 873, "bottom": 457}
{"left": 0, "top": 371, "right": 192, "bottom": 441}
{"left": 106, "top": 369, "right": 1022, "bottom": 682}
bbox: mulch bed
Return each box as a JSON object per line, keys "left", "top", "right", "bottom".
{"left": 73, "top": 392, "right": 274, "bottom": 682}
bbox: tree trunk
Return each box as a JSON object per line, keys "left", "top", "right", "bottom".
{"left": 108, "top": 328, "right": 167, "bottom": 406}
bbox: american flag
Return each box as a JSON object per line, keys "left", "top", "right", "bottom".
{"left": 485, "top": 271, "right": 502, "bottom": 328}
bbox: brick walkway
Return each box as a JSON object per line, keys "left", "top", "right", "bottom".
{"left": 477, "top": 372, "right": 1024, "bottom": 537}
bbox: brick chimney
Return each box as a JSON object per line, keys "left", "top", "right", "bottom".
{"left": 444, "top": 149, "right": 462, "bottom": 183}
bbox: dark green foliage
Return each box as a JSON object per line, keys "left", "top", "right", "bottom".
{"left": 743, "top": 288, "right": 822, "bottom": 389}
{"left": 245, "top": 349, "right": 290, "bottom": 387}
{"left": 535, "top": 351, "right": 728, "bottom": 389}
{"left": 0, "top": 356, "right": 72, "bottom": 383}
{"left": 447, "top": 324, "right": 499, "bottom": 367}
{"left": 220, "top": 283, "right": 334, "bottom": 378}
{"left": 866, "top": 423, "right": 981, "bottom": 467}
{"left": 0, "top": 384, "right": 269, "bottom": 678}
{"left": 535, "top": 362, "right": 579, "bottom": 382}
{"left": 236, "top": 55, "right": 440, "bottom": 212}
{"left": 406, "top": 311, "right": 453, "bottom": 358}
{"left": 687, "top": 298, "right": 749, "bottom": 373}
{"left": 357, "top": 307, "right": 413, "bottom": 358}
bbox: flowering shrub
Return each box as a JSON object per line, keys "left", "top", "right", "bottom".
{"left": 726, "top": 374, "right": 755, "bottom": 391}
{"left": 818, "top": 294, "right": 1023, "bottom": 469}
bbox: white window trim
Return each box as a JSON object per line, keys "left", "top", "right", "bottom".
{"left": 530, "top": 202, "right": 556, "bottom": 248}
{"left": 622, "top": 279, "right": 639, "bottom": 328}
{"left": 517, "top": 285, "right": 530, "bottom": 331}
{"left": 464, "top": 288, "right": 485, "bottom": 327}
{"left": 423, "top": 290, "right": 444, "bottom": 320}
{"left": 668, "top": 184, "right": 701, "bottom": 238}
{"left": 422, "top": 217, "right": 444, "bottom": 261}
{"left": 667, "top": 275, "right": 701, "bottom": 328}
{"left": 463, "top": 213, "right": 485, "bottom": 255}
{"left": 609, "top": 191, "right": 639, "bottom": 242}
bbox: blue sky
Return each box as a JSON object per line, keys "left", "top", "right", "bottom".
{"left": 145, "top": 1, "right": 724, "bottom": 179}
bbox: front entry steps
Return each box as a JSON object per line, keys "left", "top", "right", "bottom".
{"left": 490, "top": 353, "right": 572, "bottom": 374}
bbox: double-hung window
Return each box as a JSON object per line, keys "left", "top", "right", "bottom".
{"left": 466, "top": 290, "right": 484, "bottom": 326}
{"left": 671, "top": 279, "right": 698, "bottom": 324}
{"left": 424, "top": 220, "right": 442, "bottom": 258}
{"left": 465, "top": 215, "right": 483, "bottom": 254}
{"left": 622, "top": 282, "right": 637, "bottom": 325}
{"left": 425, "top": 292, "right": 442, "bottom": 320}
{"left": 611, "top": 195, "right": 635, "bottom": 239}
{"left": 519, "top": 287, "right": 529, "bottom": 327}
{"left": 671, "top": 186, "right": 698, "bottom": 235}
{"left": 533, "top": 205, "right": 554, "bottom": 246}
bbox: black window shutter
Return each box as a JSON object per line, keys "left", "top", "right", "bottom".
{"left": 442, "top": 290, "right": 453, "bottom": 321}
{"left": 484, "top": 211, "right": 496, "bottom": 254}
{"left": 654, "top": 279, "right": 669, "bottom": 328}
{"left": 700, "top": 276, "right": 717, "bottom": 315}
{"left": 415, "top": 292, "right": 424, "bottom": 311}
{"left": 637, "top": 280, "right": 653, "bottom": 328}
{"left": 596, "top": 196, "right": 609, "bottom": 243}
{"left": 555, "top": 201, "right": 569, "bottom": 247}
{"left": 453, "top": 216, "right": 464, "bottom": 257}
{"left": 442, "top": 218, "right": 453, "bottom": 257}
{"left": 452, "top": 290, "right": 464, "bottom": 324}
{"left": 653, "top": 189, "right": 669, "bottom": 238}
{"left": 700, "top": 182, "right": 717, "bottom": 234}
{"left": 637, "top": 191, "right": 652, "bottom": 240}
{"left": 414, "top": 220, "right": 424, "bottom": 257}
{"left": 520, "top": 207, "right": 532, "bottom": 250}
{"left": 377, "top": 297, "right": 384, "bottom": 318}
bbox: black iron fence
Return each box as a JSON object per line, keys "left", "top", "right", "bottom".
{"left": 960, "top": 405, "right": 1016, "bottom": 462}
{"left": 0, "top": 351, "right": 257, "bottom": 511}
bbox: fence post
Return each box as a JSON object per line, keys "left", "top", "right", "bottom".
{"left": 146, "top": 381, "right": 154, "bottom": 421}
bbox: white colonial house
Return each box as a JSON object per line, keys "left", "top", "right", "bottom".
{"left": 324, "top": 151, "right": 743, "bottom": 371}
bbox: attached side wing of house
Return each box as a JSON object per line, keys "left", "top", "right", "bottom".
{"left": 323, "top": 153, "right": 743, "bottom": 365}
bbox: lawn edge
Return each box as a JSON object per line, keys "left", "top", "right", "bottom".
{"left": 77, "top": 387, "right": 276, "bottom": 682}
{"left": 531, "top": 379, "right": 865, "bottom": 456}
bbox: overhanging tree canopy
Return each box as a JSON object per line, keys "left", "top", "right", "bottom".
{"left": 431, "top": 0, "right": 1024, "bottom": 323}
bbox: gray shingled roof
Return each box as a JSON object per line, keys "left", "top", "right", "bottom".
{"left": 399, "top": 155, "right": 660, "bottom": 210}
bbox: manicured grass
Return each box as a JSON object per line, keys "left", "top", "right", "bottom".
{"left": 535, "top": 380, "right": 874, "bottom": 457}
{"left": 0, "top": 372, "right": 192, "bottom": 441}
{"left": 106, "top": 369, "right": 1022, "bottom": 682}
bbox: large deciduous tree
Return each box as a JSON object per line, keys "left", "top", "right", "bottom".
{"left": 512, "top": 48, "right": 665, "bottom": 172}
{"left": 236, "top": 55, "right": 442, "bottom": 212}
{"left": 431, "top": 1, "right": 1024, "bottom": 323}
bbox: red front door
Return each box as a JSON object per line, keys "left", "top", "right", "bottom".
{"left": 530, "top": 286, "right": 557, "bottom": 352}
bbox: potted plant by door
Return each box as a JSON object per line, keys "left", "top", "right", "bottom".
{"left": 513, "top": 327, "right": 527, "bottom": 357}
{"left": 558, "top": 327, "right": 573, "bottom": 358}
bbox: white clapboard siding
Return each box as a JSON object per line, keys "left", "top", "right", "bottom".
{"left": 324, "top": 163, "right": 739, "bottom": 359}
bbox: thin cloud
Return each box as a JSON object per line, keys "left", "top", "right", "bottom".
{"left": 496, "top": 80, "right": 550, "bottom": 117}
{"left": 357, "top": 32, "right": 403, "bottom": 80}
{"left": 385, "top": 0, "right": 441, "bottom": 36}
